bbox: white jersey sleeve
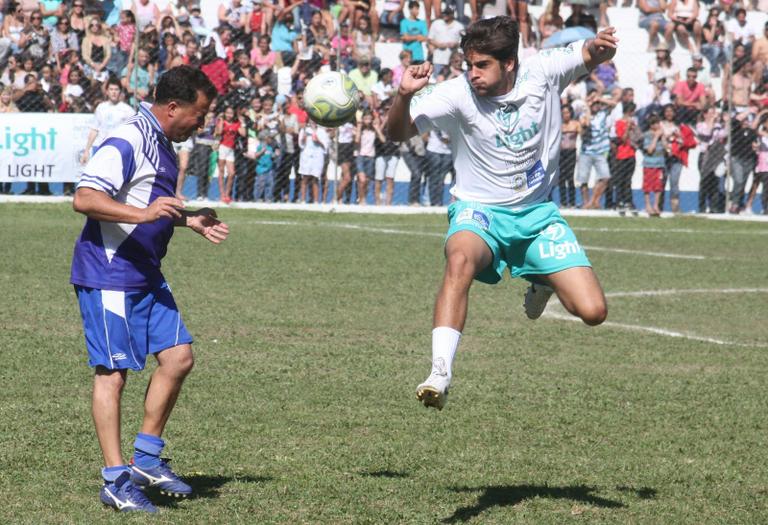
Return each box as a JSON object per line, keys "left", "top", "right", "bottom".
{"left": 78, "top": 126, "right": 141, "bottom": 197}
{"left": 409, "top": 77, "right": 463, "bottom": 134}
{"left": 537, "top": 39, "right": 589, "bottom": 94}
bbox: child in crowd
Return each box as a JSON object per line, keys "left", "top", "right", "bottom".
{"left": 354, "top": 110, "right": 376, "bottom": 205}
{"left": 254, "top": 131, "right": 279, "bottom": 202}
{"left": 298, "top": 119, "right": 329, "bottom": 203}
{"left": 643, "top": 115, "right": 667, "bottom": 216}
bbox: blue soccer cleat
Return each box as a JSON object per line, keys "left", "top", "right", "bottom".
{"left": 130, "top": 459, "right": 193, "bottom": 497}
{"left": 100, "top": 471, "right": 158, "bottom": 513}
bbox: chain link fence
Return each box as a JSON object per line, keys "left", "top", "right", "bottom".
{"left": 0, "top": 1, "right": 765, "bottom": 214}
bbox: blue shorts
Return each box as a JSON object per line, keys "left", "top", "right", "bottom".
{"left": 75, "top": 283, "right": 193, "bottom": 371}
{"left": 446, "top": 200, "right": 592, "bottom": 285}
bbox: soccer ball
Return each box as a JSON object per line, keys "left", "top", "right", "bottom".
{"left": 304, "top": 71, "right": 359, "bottom": 128}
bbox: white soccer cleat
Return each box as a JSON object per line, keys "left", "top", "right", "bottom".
{"left": 523, "top": 283, "right": 554, "bottom": 320}
{"left": 416, "top": 359, "right": 451, "bottom": 410}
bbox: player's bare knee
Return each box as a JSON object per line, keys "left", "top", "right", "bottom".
{"left": 580, "top": 301, "right": 608, "bottom": 326}
{"left": 94, "top": 368, "right": 126, "bottom": 392}
{"left": 445, "top": 251, "right": 476, "bottom": 283}
{"left": 174, "top": 351, "right": 195, "bottom": 377}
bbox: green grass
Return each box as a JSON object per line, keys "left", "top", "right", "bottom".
{"left": 1, "top": 204, "right": 768, "bottom": 524}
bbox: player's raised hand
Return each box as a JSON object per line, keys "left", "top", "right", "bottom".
{"left": 142, "top": 196, "right": 185, "bottom": 222}
{"left": 585, "top": 27, "right": 618, "bottom": 68}
{"left": 185, "top": 208, "right": 230, "bottom": 244}
{"left": 399, "top": 61, "right": 433, "bottom": 97}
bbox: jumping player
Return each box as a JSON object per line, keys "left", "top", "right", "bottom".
{"left": 71, "top": 66, "right": 228, "bottom": 512}
{"left": 387, "top": 17, "right": 616, "bottom": 410}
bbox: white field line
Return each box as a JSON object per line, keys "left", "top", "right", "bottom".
{"left": 544, "top": 288, "right": 768, "bottom": 348}
{"left": 573, "top": 226, "right": 768, "bottom": 236}
{"left": 543, "top": 311, "right": 767, "bottom": 348}
{"left": 605, "top": 288, "right": 768, "bottom": 298}
{"left": 236, "top": 220, "right": 715, "bottom": 260}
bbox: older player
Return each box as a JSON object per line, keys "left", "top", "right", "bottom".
{"left": 71, "top": 66, "right": 228, "bottom": 512}
{"left": 387, "top": 17, "right": 616, "bottom": 410}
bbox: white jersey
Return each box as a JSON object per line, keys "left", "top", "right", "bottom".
{"left": 410, "top": 40, "right": 588, "bottom": 207}
{"left": 91, "top": 101, "right": 136, "bottom": 147}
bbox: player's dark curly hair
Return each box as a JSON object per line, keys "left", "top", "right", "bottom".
{"left": 154, "top": 65, "right": 217, "bottom": 106}
{"left": 460, "top": 17, "right": 519, "bottom": 63}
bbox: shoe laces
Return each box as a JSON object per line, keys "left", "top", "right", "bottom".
{"left": 124, "top": 481, "right": 154, "bottom": 507}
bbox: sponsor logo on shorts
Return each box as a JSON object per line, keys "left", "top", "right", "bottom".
{"left": 456, "top": 208, "right": 491, "bottom": 230}
{"left": 112, "top": 353, "right": 127, "bottom": 361}
{"left": 540, "top": 223, "right": 566, "bottom": 241}
{"left": 538, "top": 223, "right": 580, "bottom": 260}
{"left": 539, "top": 240, "right": 581, "bottom": 260}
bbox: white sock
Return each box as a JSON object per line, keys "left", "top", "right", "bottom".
{"left": 431, "top": 326, "right": 462, "bottom": 378}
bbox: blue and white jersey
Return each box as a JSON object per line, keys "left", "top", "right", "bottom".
{"left": 71, "top": 103, "right": 179, "bottom": 291}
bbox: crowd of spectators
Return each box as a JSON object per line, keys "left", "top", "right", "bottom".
{"left": 0, "top": 0, "right": 766, "bottom": 212}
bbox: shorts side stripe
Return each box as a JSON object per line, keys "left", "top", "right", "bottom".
{"left": 102, "top": 304, "right": 114, "bottom": 369}
{"left": 122, "top": 316, "right": 139, "bottom": 367}
{"left": 174, "top": 313, "right": 180, "bottom": 347}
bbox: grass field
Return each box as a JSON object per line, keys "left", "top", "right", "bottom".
{"left": 1, "top": 203, "right": 768, "bottom": 524}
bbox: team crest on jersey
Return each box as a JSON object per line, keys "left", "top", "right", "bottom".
{"left": 494, "top": 103, "right": 520, "bottom": 132}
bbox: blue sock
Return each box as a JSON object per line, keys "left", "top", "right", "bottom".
{"left": 133, "top": 433, "right": 165, "bottom": 469}
{"left": 102, "top": 465, "right": 131, "bottom": 483}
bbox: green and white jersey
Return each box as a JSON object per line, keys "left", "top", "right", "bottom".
{"left": 410, "top": 40, "right": 588, "bottom": 207}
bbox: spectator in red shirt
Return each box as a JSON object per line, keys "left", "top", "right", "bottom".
{"left": 200, "top": 42, "right": 229, "bottom": 96}
{"left": 286, "top": 89, "right": 308, "bottom": 125}
{"left": 672, "top": 66, "right": 706, "bottom": 124}
{"left": 613, "top": 102, "right": 640, "bottom": 210}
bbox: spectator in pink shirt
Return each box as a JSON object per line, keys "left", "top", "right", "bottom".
{"left": 672, "top": 67, "right": 705, "bottom": 125}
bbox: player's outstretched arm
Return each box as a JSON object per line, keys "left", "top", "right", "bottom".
{"left": 177, "top": 208, "right": 230, "bottom": 244}
{"left": 73, "top": 187, "right": 184, "bottom": 224}
{"left": 386, "top": 61, "right": 433, "bottom": 142}
{"left": 583, "top": 27, "right": 618, "bottom": 71}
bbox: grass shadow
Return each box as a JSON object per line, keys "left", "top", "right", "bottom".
{"left": 152, "top": 474, "right": 272, "bottom": 507}
{"left": 443, "top": 484, "right": 626, "bottom": 523}
{"left": 359, "top": 469, "right": 410, "bottom": 479}
{"left": 616, "top": 485, "right": 657, "bottom": 500}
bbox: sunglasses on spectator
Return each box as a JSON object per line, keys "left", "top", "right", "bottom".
{"left": 32, "top": 16, "right": 42, "bottom": 20}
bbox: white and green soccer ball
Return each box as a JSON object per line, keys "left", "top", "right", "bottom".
{"left": 304, "top": 71, "right": 360, "bottom": 128}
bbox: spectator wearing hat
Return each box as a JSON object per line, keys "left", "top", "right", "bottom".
{"left": 647, "top": 41, "right": 679, "bottom": 85}
{"left": 578, "top": 91, "right": 614, "bottom": 209}
{"left": 701, "top": 8, "right": 726, "bottom": 77}
{"left": 400, "top": 2, "right": 426, "bottom": 63}
{"left": 428, "top": 6, "right": 463, "bottom": 80}
{"left": 638, "top": 0, "right": 669, "bottom": 51}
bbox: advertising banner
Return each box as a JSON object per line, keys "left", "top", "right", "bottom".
{"left": 0, "top": 113, "right": 93, "bottom": 182}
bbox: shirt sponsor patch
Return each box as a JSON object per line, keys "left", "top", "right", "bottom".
{"left": 526, "top": 160, "right": 546, "bottom": 188}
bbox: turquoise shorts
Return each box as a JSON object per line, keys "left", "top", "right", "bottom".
{"left": 446, "top": 200, "right": 592, "bottom": 285}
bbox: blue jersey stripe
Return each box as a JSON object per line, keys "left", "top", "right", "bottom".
{"left": 79, "top": 174, "right": 118, "bottom": 195}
